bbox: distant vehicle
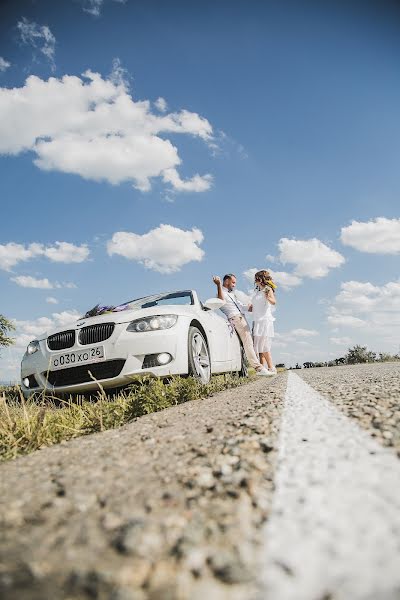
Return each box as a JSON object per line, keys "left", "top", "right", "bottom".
{"left": 21, "top": 290, "right": 247, "bottom": 397}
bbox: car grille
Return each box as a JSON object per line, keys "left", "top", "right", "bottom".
{"left": 78, "top": 323, "right": 115, "bottom": 345}
{"left": 45, "top": 359, "right": 125, "bottom": 387}
{"left": 47, "top": 330, "right": 75, "bottom": 351}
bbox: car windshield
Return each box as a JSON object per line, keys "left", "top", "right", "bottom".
{"left": 81, "top": 291, "right": 194, "bottom": 318}
{"left": 123, "top": 291, "right": 194, "bottom": 310}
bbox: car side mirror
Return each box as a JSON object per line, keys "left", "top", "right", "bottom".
{"left": 203, "top": 298, "right": 225, "bottom": 311}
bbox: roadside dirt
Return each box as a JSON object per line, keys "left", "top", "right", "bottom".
{"left": 0, "top": 374, "right": 287, "bottom": 600}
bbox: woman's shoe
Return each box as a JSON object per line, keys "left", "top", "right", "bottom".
{"left": 257, "top": 367, "right": 275, "bottom": 376}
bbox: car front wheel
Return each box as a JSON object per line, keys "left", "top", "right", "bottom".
{"left": 188, "top": 326, "right": 211, "bottom": 384}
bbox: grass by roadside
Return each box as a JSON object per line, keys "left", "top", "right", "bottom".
{"left": 0, "top": 373, "right": 256, "bottom": 462}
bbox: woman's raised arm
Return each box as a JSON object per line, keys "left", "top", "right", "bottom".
{"left": 265, "top": 288, "right": 276, "bottom": 305}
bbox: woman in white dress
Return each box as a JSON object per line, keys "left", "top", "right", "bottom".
{"left": 250, "top": 270, "right": 277, "bottom": 373}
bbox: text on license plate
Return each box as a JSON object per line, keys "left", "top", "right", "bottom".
{"left": 51, "top": 346, "right": 105, "bottom": 370}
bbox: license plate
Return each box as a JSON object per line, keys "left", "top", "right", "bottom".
{"left": 50, "top": 346, "right": 105, "bottom": 370}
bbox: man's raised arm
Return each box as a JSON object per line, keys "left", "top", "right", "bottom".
{"left": 212, "top": 275, "right": 224, "bottom": 301}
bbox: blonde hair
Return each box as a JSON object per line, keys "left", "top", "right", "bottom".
{"left": 254, "top": 270, "right": 276, "bottom": 291}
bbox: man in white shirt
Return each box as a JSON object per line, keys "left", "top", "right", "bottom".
{"left": 213, "top": 274, "right": 273, "bottom": 376}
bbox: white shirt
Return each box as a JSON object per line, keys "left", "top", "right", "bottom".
{"left": 219, "top": 287, "right": 248, "bottom": 319}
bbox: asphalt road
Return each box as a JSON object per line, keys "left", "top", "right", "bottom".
{"left": 0, "top": 363, "right": 399, "bottom": 600}
{"left": 298, "top": 362, "right": 400, "bottom": 454}
{"left": 260, "top": 367, "right": 400, "bottom": 600}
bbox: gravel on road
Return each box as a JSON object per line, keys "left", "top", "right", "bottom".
{"left": 0, "top": 374, "right": 287, "bottom": 600}
{"left": 298, "top": 362, "right": 400, "bottom": 455}
{"left": 259, "top": 371, "right": 400, "bottom": 600}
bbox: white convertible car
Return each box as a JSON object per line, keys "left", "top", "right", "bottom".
{"left": 20, "top": 290, "right": 247, "bottom": 397}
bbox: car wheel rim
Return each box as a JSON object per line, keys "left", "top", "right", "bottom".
{"left": 191, "top": 333, "right": 210, "bottom": 384}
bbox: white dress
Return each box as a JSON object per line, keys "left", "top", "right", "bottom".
{"left": 251, "top": 289, "right": 275, "bottom": 353}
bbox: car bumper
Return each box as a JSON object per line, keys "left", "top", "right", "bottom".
{"left": 21, "top": 325, "right": 189, "bottom": 396}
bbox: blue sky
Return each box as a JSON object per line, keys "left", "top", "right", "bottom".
{"left": 1, "top": 0, "right": 400, "bottom": 380}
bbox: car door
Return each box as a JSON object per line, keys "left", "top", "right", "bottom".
{"left": 226, "top": 318, "right": 242, "bottom": 368}
{"left": 201, "top": 310, "right": 236, "bottom": 364}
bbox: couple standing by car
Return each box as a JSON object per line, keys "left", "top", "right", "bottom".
{"left": 213, "top": 271, "right": 277, "bottom": 377}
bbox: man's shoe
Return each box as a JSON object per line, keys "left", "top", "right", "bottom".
{"left": 256, "top": 367, "right": 274, "bottom": 377}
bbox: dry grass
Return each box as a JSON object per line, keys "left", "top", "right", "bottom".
{"left": 0, "top": 373, "right": 255, "bottom": 462}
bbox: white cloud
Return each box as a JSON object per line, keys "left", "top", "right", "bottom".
{"left": 330, "top": 337, "right": 352, "bottom": 345}
{"left": 290, "top": 328, "right": 319, "bottom": 337}
{"left": 271, "top": 329, "right": 323, "bottom": 366}
{"left": 162, "top": 168, "right": 213, "bottom": 192}
{"left": 334, "top": 280, "right": 400, "bottom": 314}
{"left": 275, "top": 329, "right": 319, "bottom": 344}
{"left": 155, "top": 97, "right": 167, "bottom": 112}
{"left": 340, "top": 217, "right": 400, "bottom": 254}
{"left": 82, "top": 0, "right": 126, "bottom": 17}
{"left": 243, "top": 268, "right": 258, "bottom": 284}
{"left": 327, "top": 313, "right": 367, "bottom": 328}
{"left": 43, "top": 242, "right": 90, "bottom": 263}
{"left": 243, "top": 267, "right": 302, "bottom": 290}
{"left": 0, "top": 242, "right": 43, "bottom": 271}
{"left": 245, "top": 239, "right": 343, "bottom": 292}
{"left": 107, "top": 224, "right": 205, "bottom": 273}
{"left": 108, "top": 57, "right": 130, "bottom": 87}
{"left": 83, "top": 0, "right": 104, "bottom": 15}
{"left": 51, "top": 310, "right": 81, "bottom": 327}
{"left": 11, "top": 275, "right": 54, "bottom": 289}
{"left": 272, "top": 340, "right": 288, "bottom": 348}
{"left": 278, "top": 238, "right": 345, "bottom": 278}
{"left": 46, "top": 296, "right": 58, "bottom": 304}
{"left": 11, "top": 275, "right": 76, "bottom": 289}
{"left": 14, "top": 310, "right": 81, "bottom": 346}
{"left": 328, "top": 280, "right": 400, "bottom": 338}
{"left": 270, "top": 270, "right": 302, "bottom": 290}
{"left": 0, "top": 361, "right": 19, "bottom": 382}
{"left": 0, "top": 241, "right": 89, "bottom": 271}
{"left": 17, "top": 17, "right": 56, "bottom": 71}
{"left": 265, "top": 254, "right": 276, "bottom": 263}
{"left": 166, "top": 109, "right": 213, "bottom": 140}
{"left": 0, "top": 70, "right": 213, "bottom": 193}
{"left": 0, "top": 57, "right": 10, "bottom": 72}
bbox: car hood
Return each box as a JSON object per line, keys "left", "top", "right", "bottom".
{"left": 34, "top": 305, "right": 201, "bottom": 341}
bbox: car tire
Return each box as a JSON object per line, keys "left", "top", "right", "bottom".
{"left": 238, "top": 344, "right": 249, "bottom": 378}
{"left": 188, "top": 326, "right": 211, "bottom": 384}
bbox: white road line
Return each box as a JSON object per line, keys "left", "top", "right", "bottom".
{"left": 258, "top": 372, "right": 400, "bottom": 600}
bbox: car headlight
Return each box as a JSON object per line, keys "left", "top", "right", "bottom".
{"left": 127, "top": 314, "right": 178, "bottom": 332}
{"left": 27, "top": 340, "right": 40, "bottom": 355}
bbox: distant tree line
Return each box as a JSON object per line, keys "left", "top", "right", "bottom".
{"left": 276, "top": 345, "right": 400, "bottom": 370}
{"left": 301, "top": 345, "right": 400, "bottom": 369}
